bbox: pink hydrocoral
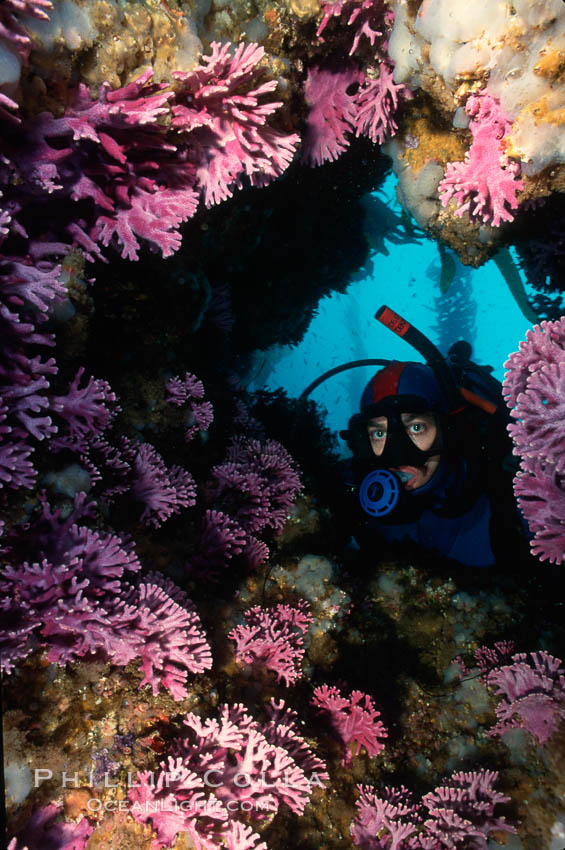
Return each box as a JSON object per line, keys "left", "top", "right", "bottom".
{"left": 353, "top": 63, "right": 411, "bottom": 144}
{"left": 129, "top": 756, "right": 227, "bottom": 849}
{"left": 311, "top": 684, "right": 387, "bottom": 765}
{"left": 421, "top": 769, "right": 516, "bottom": 846}
{"left": 172, "top": 42, "right": 300, "bottom": 207}
{"left": 438, "top": 92, "right": 523, "bottom": 227}
{"left": 13, "top": 70, "right": 197, "bottom": 261}
{"left": 228, "top": 600, "right": 313, "bottom": 685}
{"left": 2, "top": 43, "right": 297, "bottom": 269}
{"left": 503, "top": 317, "right": 565, "bottom": 564}
{"left": 129, "top": 700, "right": 327, "bottom": 848}
{"left": 301, "top": 66, "right": 362, "bottom": 166}
{"left": 483, "top": 650, "right": 565, "bottom": 745}
{"left": 317, "top": 0, "right": 392, "bottom": 56}
{"left": 352, "top": 770, "right": 515, "bottom": 849}
{"left": 351, "top": 785, "right": 421, "bottom": 849}
{"left": 301, "top": 63, "right": 410, "bottom": 166}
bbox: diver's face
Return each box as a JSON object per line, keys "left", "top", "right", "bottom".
{"left": 367, "top": 411, "right": 441, "bottom": 490}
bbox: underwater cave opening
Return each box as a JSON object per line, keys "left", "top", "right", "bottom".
{"left": 246, "top": 170, "right": 557, "bottom": 450}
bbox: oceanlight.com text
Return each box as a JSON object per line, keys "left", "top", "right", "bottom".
{"left": 87, "top": 798, "right": 277, "bottom": 814}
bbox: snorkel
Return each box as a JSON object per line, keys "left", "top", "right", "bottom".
{"left": 300, "top": 306, "right": 463, "bottom": 411}
{"left": 374, "top": 306, "right": 463, "bottom": 412}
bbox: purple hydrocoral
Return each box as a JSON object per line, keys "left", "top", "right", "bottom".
{"left": 243, "top": 534, "right": 270, "bottom": 568}
{"left": 2, "top": 43, "right": 298, "bottom": 265}
{"left": 165, "top": 371, "right": 214, "bottom": 442}
{"left": 263, "top": 698, "right": 329, "bottom": 781}
{"left": 514, "top": 458, "right": 565, "bottom": 564}
{"left": 129, "top": 699, "right": 327, "bottom": 848}
{"left": 0, "top": 93, "right": 20, "bottom": 124}
{"left": 9, "top": 802, "right": 93, "bottom": 850}
{"left": 508, "top": 362, "right": 565, "bottom": 467}
{"left": 482, "top": 650, "right": 565, "bottom": 745}
{"left": 352, "top": 770, "right": 516, "bottom": 849}
{"left": 0, "top": 251, "right": 66, "bottom": 489}
{"left": 121, "top": 437, "right": 197, "bottom": 528}
{"left": 0, "top": 430, "right": 35, "bottom": 490}
{"left": 4, "top": 356, "right": 197, "bottom": 530}
{"left": 503, "top": 316, "right": 565, "bottom": 407}
{"left": 50, "top": 367, "right": 120, "bottom": 452}
{"left": 0, "top": 497, "right": 141, "bottom": 668}
{"left": 438, "top": 92, "right": 523, "bottom": 227}
{"left": 188, "top": 509, "right": 247, "bottom": 576}
{"left": 206, "top": 282, "right": 235, "bottom": 334}
{"left": 0, "top": 595, "right": 38, "bottom": 674}
{"left": 7, "top": 69, "right": 197, "bottom": 261}
{"left": 0, "top": 496, "right": 212, "bottom": 698}
{"left": 172, "top": 42, "right": 300, "bottom": 207}
{"left": 210, "top": 436, "right": 302, "bottom": 534}
{"left": 503, "top": 317, "right": 565, "bottom": 564}
{"left": 228, "top": 600, "right": 313, "bottom": 685}
{"left": 125, "top": 572, "right": 213, "bottom": 700}
{"left": 311, "top": 684, "right": 387, "bottom": 765}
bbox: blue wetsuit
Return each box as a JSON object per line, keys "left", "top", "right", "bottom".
{"left": 353, "top": 458, "right": 496, "bottom": 567}
{"left": 368, "top": 459, "right": 495, "bottom": 567}
{"left": 345, "top": 360, "right": 524, "bottom": 569}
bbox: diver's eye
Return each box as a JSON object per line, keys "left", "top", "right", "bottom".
{"left": 409, "top": 423, "right": 425, "bottom": 434}
{"left": 369, "top": 429, "right": 386, "bottom": 441}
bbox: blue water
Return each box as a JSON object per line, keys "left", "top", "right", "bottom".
{"left": 249, "top": 171, "right": 537, "bottom": 447}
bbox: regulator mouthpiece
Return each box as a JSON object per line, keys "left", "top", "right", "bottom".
{"left": 359, "top": 469, "right": 401, "bottom": 517}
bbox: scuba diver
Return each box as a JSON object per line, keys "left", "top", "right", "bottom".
{"left": 303, "top": 306, "right": 527, "bottom": 568}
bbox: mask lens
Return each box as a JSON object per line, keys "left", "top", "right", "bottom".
{"left": 403, "top": 412, "right": 439, "bottom": 451}
{"left": 367, "top": 418, "right": 388, "bottom": 456}
{"left": 366, "top": 408, "right": 442, "bottom": 466}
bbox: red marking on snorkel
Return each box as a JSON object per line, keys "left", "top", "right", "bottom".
{"left": 370, "top": 362, "right": 405, "bottom": 403}
{"left": 377, "top": 307, "right": 411, "bottom": 337}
